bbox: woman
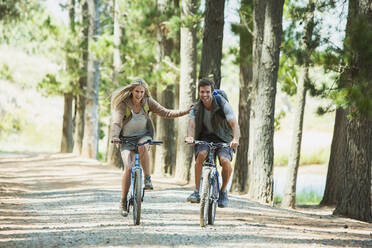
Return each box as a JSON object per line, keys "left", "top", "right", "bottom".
{"left": 111, "top": 78, "right": 191, "bottom": 216}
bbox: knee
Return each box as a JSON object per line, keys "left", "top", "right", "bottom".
{"left": 219, "top": 157, "right": 231, "bottom": 168}
{"left": 138, "top": 145, "right": 148, "bottom": 155}
{"left": 197, "top": 150, "right": 208, "bottom": 160}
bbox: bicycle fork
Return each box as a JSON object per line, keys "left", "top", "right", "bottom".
{"left": 130, "top": 153, "right": 144, "bottom": 204}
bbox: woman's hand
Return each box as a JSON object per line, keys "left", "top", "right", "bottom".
{"left": 112, "top": 137, "right": 121, "bottom": 148}
{"left": 187, "top": 104, "right": 194, "bottom": 113}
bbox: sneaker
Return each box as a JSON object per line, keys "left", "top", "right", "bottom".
{"left": 187, "top": 189, "right": 200, "bottom": 203}
{"left": 144, "top": 175, "right": 153, "bottom": 190}
{"left": 119, "top": 198, "right": 128, "bottom": 217}
{"left": 218, "top": 190, "right": 228, "bottom": 208}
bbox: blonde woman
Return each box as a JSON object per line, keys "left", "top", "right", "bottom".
{"left": 111, "top": 78, "right": 191, "bottom": 216}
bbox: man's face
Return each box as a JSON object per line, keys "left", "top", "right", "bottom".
{"left": 199, "top": 85, "right": 213, "bottom": 105}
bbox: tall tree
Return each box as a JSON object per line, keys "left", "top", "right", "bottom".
{"left": 247, "top": 0, "right": 284, "bottom": 204}
{"left": 333, "top": 0, "right": 372, "bottom": 222}
{"left": 282, "top": 0, "right": 316, "bottom": 209}
{"left": 73, "top": 0, "right": 89, "bottom": 155}
{"left": 320, "top": 108, "right": 347, "bottom": 206}
{"left": 106, "top": 0, "right": 123, "bottom": 167}
{"left": 154, "top": 0, "right": 178, "bottom": 175}
{"left": 198, "top": 0, "right": 225, "bottom": 89}
{"left": 174, "top": 0, "right": 198, "bottom": 182}
{"left": 82, "top": 0, "right": 100, "bottom": 158}
{"left": 230, "top": 0, "right": 252, "bottom": 193}
{"left": 61, "top": 0, "right": 76, "bottom": 153}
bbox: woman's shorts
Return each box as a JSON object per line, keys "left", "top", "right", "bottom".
{"left": 120, "top": 135, "right": 152, "bottom": 152}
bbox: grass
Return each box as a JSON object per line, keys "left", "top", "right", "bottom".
{"left": 274, "top": 189, "right": 323, "bottom": 205}
{"left": 274, "top": 146, "right": 330, "bottom": 166}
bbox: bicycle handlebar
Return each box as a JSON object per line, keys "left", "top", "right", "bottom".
{"left": 111, "top": 139, "right": 163, "bottom": 146}
{"left": 186, "top": 140, "right": 230, "bottom": 148}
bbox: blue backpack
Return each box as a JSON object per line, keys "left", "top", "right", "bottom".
{"left": 213, "top": 89, "right": 229, "bottom": 118}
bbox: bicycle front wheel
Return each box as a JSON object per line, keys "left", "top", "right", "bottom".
{"left": 208, "top": 175, "right": 218, "bottom": 225}
{"left": 132, "top": 169, "right": 142, "bottom": 225}
{"left": 200, "top": 167, "right": 211, "bottom": 227}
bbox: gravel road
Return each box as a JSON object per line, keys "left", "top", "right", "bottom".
{"left": 0, "top": 153, "right": 371, "bottom": 248}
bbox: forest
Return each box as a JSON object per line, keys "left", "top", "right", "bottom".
{"left": 0, "top": 0, "right": 371, "bottom": 224}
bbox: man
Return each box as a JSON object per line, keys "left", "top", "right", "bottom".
{"left": 185, "top": 78, "right": 240, "bottom": 208}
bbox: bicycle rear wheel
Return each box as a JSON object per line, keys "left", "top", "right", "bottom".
{"left": 132, "top": 169, "right": 142, "bottom": 225}
{"left": 200, "top": 167, "right": 211, "bottom": 227}
{"left": 208, "top": 175, "right": 218, "bottom": 225}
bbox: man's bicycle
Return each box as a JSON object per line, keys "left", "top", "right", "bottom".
{"left": 188, "top": 140, "right": 229, "bottom": 227}
{"left": 113, "top": 138, "right": 162, "bottom": 225}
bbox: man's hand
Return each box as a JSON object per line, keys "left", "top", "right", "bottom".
{"left": 185, "top": 136, "right": 195, "bottom": 144}
{"left": 229, "top": 138, "right": 239, "bottom": 149}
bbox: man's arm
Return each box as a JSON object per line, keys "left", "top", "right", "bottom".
{"left": 185, "top": 118, "right": 196, "bottom": 143}
{"left": 228, "top": 118, "right": 240, "bottom": 148}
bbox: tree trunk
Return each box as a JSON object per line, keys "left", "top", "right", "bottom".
{"left": 230, "top": 0, "right": 252, "bottom": 193}
{"left": 333, "top": 0, "right": 372, "bottom": 222}
{"left": 174, "top": 0, "right": 197, "bottom": 182}
{"left": 198, "top": 0, "right": 225, "bottom": 89}
{"left": 320, "top": 108, "right": 347, "bottom": 206}
{"left": 247, "top": 0, "right": 284, "bottom": 204}
{"left": 60, "top": 0, "right": 75, "bottom": 153}
{"left": 150, "top": 87, "right": 157, "bottom": 174}
{"left": 281, "top": 0, "right": 315, "bottom": 209}
{"left": 106, "top": 0, "right": 123, "bottom": 167}
{"left": 82, "top": 0, "right": 100, "bottom": 159}
{"left": 73, "top": 0, "right": 88, "bottom": 155}
{"left": 154, "top": 86, "right": 175, "bottom": 175}
{"left": 61, "top": 92, "right": 74, "bottom": 153}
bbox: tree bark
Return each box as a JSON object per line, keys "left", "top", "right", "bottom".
{"left": 198, "top": 0, "right": 225, "bottom": 89}
{"left": 154, "top": 86, "right": 175, "bottom": 175}
{"left": 282, "top": 0, "right": 315, "bottom": 209}
{"left": 174, "top": 0, "right": 197, "bottom": 182}
{"left": 82, "top": 0, "right": 100, "bottom": 159}
{"left": 61, "top": 92, "right": 74, "bottom": 153}
{"left": 320, "top": 108, "right": 347, "bottom": 206}
{"left": 231, "top": 0, "right": 252, "bottom": 193}
{"left": 106, "top": 0, "right": 123, "bottom": 167}
{"left": 333, "top": 0, "right": 372, "bottom": 222}
{"left": 73, "top": 0, "right": 88, "bottom": 155}
{"left": 60, "top": 0, "right": 75, "bottom": 153}
{"left": 247, "top": 0, "right": 284, "bottom": 204}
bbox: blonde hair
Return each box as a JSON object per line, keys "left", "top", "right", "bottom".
{"left": 111, "top": 78, "right": 151, "bottom": 110}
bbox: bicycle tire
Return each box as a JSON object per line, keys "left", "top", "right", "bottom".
{"left": 200, "top": 167, "right": 211, "bottom": 227}
{"left": 132, "top": 169, "right": 142, "bottom": 225}
{"left": 208, "top": 175, "right": 218, "bottom": 225}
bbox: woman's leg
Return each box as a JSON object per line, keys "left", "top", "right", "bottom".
{"left": 121, "top": 150, "right": 135, "bottom": 200}
{"left": 137, "top": 137, "right": 150, "bottom": 176}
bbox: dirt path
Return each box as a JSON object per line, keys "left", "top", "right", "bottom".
{"left": 0, "top": 153, "right": 371, "bottom": 248}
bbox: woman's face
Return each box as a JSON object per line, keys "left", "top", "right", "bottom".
{"left": 131, "top": 85, "right": 145, "bottom": 104}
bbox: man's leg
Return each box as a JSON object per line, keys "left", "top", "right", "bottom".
{"left": 187, "top": 148, "right": 208, "bottom": 203}
{"left": 218, "top": 155, "right": 232, "bottom": 208}
{"left": 219, "top": 156, "right": 232, "bottom": 191}
{"left": 195, "top": 150, "right": 208, "bottom": 190}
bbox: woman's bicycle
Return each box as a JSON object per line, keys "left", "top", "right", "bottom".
{"left": 114, "top": 138, "right": 162, "bottom": 225}
{"left": 188, "top": 140, "right": 229, "bottom": 227}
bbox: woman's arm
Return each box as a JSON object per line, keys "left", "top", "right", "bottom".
{"left": 111, "top": 102, "right": 126, "bottom": 139}
{"left": 147, "top": 97, "right": 191, "bottom": 118}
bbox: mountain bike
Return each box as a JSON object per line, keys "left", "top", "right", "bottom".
{"left": 189, "top": 140, "right": 229, "bottom": 227}
{"left": 114, "top": 138, "right": 162, "bottom": 225}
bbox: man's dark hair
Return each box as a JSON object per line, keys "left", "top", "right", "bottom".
{"left": 198, "top": 78, "right": 215, "bottom": 91}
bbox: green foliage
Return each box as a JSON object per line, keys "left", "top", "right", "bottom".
{"left": 274, "top": 110, "right": 286, "bottom": 131}
{"left": 274, "top": 190, "right": 322, "bottom": 205}
{"left": 0, "top": 111, "right": 25, "bottom": 135}
{"left": 0, "top": 63, "right": 13, "bottom": 81}
{"left": 0, "top": 0, "right": 40, "bottom": 23}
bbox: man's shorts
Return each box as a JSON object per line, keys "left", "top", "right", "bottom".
{"left": 195, "top": 142, "right": 235, "bottom": 162}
